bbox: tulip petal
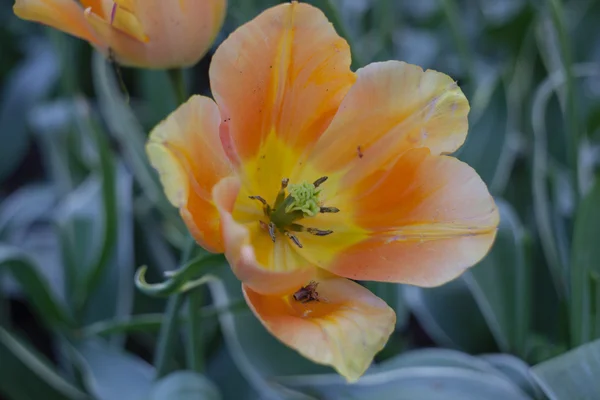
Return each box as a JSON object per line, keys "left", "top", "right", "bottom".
{"left": 210, "top": 2, "right": 355, "bottom": 169}
{"left": 314, "top": 148, "right": 498, "bottom": 287}
{"left": 14, "top": 0, "right": 103, "bottom": 46}
{"left": 242, "top": 276, "right": 396, "bottom": 382}
{"left": 80, "top": 0, "right": 111, "bottom": 18}
{"left": 213, "top": 177, "right": 316, "bottom": 295}
{"left": 147, "top": 95, "right": 232, "bottom": 252}
{"left": 119, "top": 0, "right": 226, "bottom": 67}
{"left": 305, "top": 61, "right": 469, "bottom": 185}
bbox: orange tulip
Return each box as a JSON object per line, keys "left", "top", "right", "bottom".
{"left": 147, "top": 2, "right": 499, "bottom": 381}
{"left": 13, "top": 0, "right": 226, "bottom": 68}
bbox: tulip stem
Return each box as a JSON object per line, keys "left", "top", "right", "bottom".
{"left": 548, "top": 0, "right": 579, "bottom": 200}
{"left": 154, "top": 293, "right": 185, "bottom": 378}
{"left": 168, "top": 68, "right": 187, "bottom": 105}
{"left": 187, "top": 286, "right": 205, "bottom": 373}
{"left": 153, "top": 236, "right": 196, "bottom": 378}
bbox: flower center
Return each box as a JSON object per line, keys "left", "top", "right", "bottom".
{"left": 249, "top": 176, "right": 339, "bottom": 248}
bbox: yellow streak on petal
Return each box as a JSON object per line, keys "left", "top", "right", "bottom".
{"left": 111, "top": 4, "right": 148, "bottom": 43}
{"left": 114, "top": 0, "right": 135, "bottom": 12}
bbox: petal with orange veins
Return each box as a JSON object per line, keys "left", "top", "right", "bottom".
{"left": 305, "top": 61, "right": 469, "bottom": 185}
{"left": 243, "top": 276, "right": 395, "bottom": 382}
{"left": 213, "top": 177, "right": 316, "bottom": 296}
{"left": 319, "top": 147, "right": 499, "bottom": 287}
{"left": 14, "top": 0, "right": 103, "bottom": 47}
{"left": 146, "top": 95, "right": 232, "bottom": 253}
{"left": 209, "top": 2, "right": 355, "bottom": 168}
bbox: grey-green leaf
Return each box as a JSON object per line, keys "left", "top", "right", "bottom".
{"left": 0, "top": 245, "right": 73, "bottom": 329}
{"left": 276, "top": 366, "right": 531, "bottom": 400}
{"left": 404, "top": 278, "right": 497, "bottom": 353}
{"left": 149, "top": 371, "right": 222, "bottom": 400}
{"left": 570, "top": 179, "right": 600, "bottom": 346}
{"left": 463, "top": 199, "right": 530, "bottom": 354}
{"left": 0, "top": 327, "right": 89, "bottom": 400}
{"left": 532, "top": 338, "right": 600, "bottom": 400}
{"left": 0, "top": 39, "right": 59, "bottom": 181}
{"left": 75, "top": 339, "right": 154, "bottom": 400}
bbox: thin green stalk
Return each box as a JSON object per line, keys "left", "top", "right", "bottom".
{"left": 153, "top": 235, "right": 196, "bottom": 378}
{"left": 549, "top": 0, "right": 579, "bottom": 199}
{"left": 440, "top": 0, "right": 476, "bottom": 85}
{"left": 186, "top": 288, "right": 205, "bottom": 373}
{"left": 154, "top": 293, "right": 185, "bottom": 378}
{"left": 168, "top": 68, "right": 187, "bottom": 105}
{"left": 75, "top": 116, "right": 118, "bottom": 321}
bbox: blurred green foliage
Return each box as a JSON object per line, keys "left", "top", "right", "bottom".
{"left": 1, "top": 0, "right": 600, "bottom": 399}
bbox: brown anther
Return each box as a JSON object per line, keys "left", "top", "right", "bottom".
{"left": 284, "top": 231, "right": 303, "bottom": 248}
{"left": 313, "top": 176, "right": 328, "bottom": 188}
{"left": 319, "top": 206, "right": 340, "bottom": 214}
{"left": 268, "top": 222, "right": 276, "bottom": 242}
{"left": 307, "top": 228, "right": 334, "bottom": 236}
{"left": 249, "top": 195, "right": 267, "bottom": 205}
{"left": 293, "top": 281, "right": 320, "bottom": 303}
{"left": 281, "top": 178, "right": 290, "bottom": 189}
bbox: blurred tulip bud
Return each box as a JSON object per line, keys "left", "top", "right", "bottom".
{"left": 13, "top": 0, "right": 227, "bottom": 69}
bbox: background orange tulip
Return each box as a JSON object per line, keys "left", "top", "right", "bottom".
{"left": 13, "top": 0, "right": 227, "bottom": 68}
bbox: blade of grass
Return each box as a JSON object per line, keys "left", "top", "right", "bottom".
{"left": 73, "top": 101, "right": 118, "bottom": 320}
{"left": 440, "top": 0, "right": 475, "bottom": 85}
{"left": 548, "top": 0, "right": 580, "bottom": 199}
{"left": 531, "top": 63, "right": 600, "bottom": 331}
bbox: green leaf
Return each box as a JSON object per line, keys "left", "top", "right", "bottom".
{"left": 149, "top": 371, "right": 221, "bottom": 400}
{"left": 275, "top": 349, "right": 531, "bottom": 400}
{"left": 0, "top": 327, "right": 89, "bottom": 400}
{"left": 75, "top": 115, "right": 119, "bottom": 314}
{"left": 75, "top": 339, "right": 154, "bottom": 400}
{"left": 135, "top": 253, "right": 225, "bottom": 297}
{"left": 463, "top": 199, "right": 530, "bottom": 354}
{"left": 207, "top": 347, "right": 261, "bottom": 400}
{"left": 404, "top": 278, "right": 497, "bottom": 353}
{"left": 0, "top": 245, "right": 74, "bottom": 329}
{"left": 0, "top": 39, "right": 59, "bottom": 181}
{"left": 92, "top": 51, "right": 178, "bottom": 225}
{"left": 0, "top": 184, "right": 56, "bottom": 237}
{"left": 532, "top": 338, "right": 600, "bottom": 400}
{"left": 136, "top": 70, "right": 177, "bottom": 129}
{"left": 379, "top": 348, "right": 499, "bottom": 374}
{"left": 458, "top": 77, "right": 510, "bottom": 190}
{"left": 481, "top": 354, "right": 544, "bottom": 400}
{"left": 570, "top": 179, "right": 600, "bottom": 346}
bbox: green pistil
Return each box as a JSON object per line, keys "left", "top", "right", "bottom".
{"left": 249, "top": 176, "right": 337, "bottom": 247}
{"left": 286, "top": 182, "right": 322, "bottom": 217}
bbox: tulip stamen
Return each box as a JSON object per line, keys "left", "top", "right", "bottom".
{"left": 251, "top": 176, "right": 338, "bottom": 247}
{"left": 307, "top": 228, "right": 334, "bottom": 236}
{"left": 285, "top": 231, "right": 303, "bottom": 248}
{"left": 320, "top": 206, "right": 340, "bottom": 213}
{"left": 249, "top": 195, "right": 271, "bottom": 215}
{"left": 313, "top": 176, "right": 328, "bottom": 188}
